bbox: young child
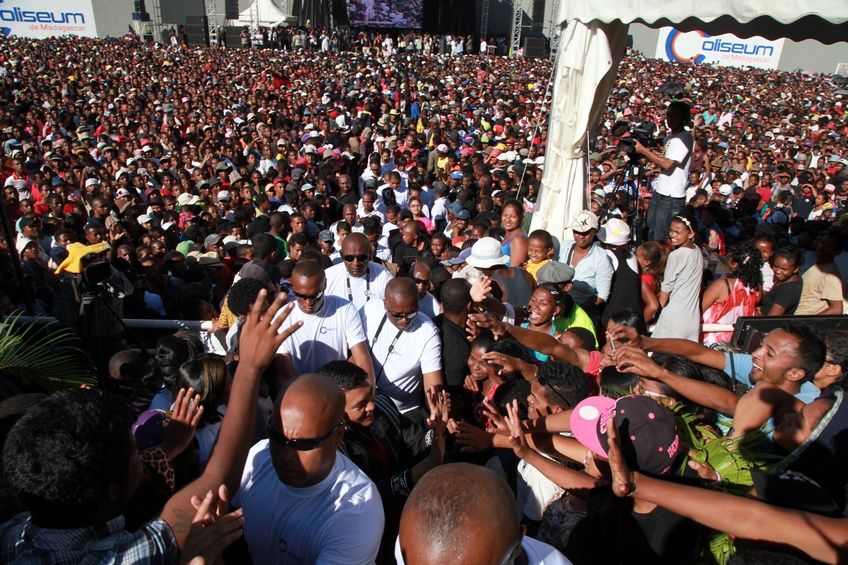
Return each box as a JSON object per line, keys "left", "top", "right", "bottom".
{"left": 525, "top": 229, "right": 555, "bottom": 282}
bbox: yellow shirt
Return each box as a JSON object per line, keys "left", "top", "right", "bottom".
{"left": 525, "top": 259, "right": 550, "bottom": 282}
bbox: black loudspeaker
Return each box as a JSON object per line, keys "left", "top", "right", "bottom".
{"left": 224, "top": 26, "right": 245, "bottom": 47}
{"left": 225, "top": 0, "right": 239, "bottom": 20}
{"left": 531, "top": 0, "right": 545, "bottom": 32}
{"left": 731, "top": 315, "right": 848, "bottom": 353}
{"left": 523, "top": 37, "right": 546, "bottom": 59}
{"left": 134, "top": 0, "right": 146, "bottom": 12}
{"left": 183, "top": 15, "right": 209, "bottom": 46}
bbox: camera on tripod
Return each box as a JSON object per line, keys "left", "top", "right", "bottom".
{"left": 79, "top": 252, "right": 118, "bottom": 299}
{"left": 616, "top": 121, "right": 660, "bottom": 161}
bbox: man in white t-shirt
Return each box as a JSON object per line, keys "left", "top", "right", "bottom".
{"left": 363, "top": 278, "right": 443, "bottom": 416}
{"left": 396, "top": 464, "right": 571, "bottom": 564}
{"left": 275, "top": 261, "right": 374, "bottom": 385}
{"left": 636, "top": 101, "right": 693, "bottom": 242}
{"left": 233, "top": 373, "right": 384, "bottom": 564}
{"left": 325, "top": 233, "right": 392, "bottom": 320}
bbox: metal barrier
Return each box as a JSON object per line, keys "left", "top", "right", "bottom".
{"left": 16, "top": 316, "right": 732, "bottom": 338}
{"left": 15, "top": 316, "right": 214, "bottom": 332}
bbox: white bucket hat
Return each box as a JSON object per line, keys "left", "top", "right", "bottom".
{"left": 466, "top": 237, "right": 509, "bottom": 269}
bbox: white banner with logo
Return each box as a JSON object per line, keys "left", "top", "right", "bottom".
{"left": 0, "top": 0, "right": 97, "bottom": 39}
{"left": 654, "top": 27, "right": 784, "bottom": 70}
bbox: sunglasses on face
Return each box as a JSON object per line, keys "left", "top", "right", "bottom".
{"left": 267, "top": 420, "right": 344, "bottom": 451}
{"left": 343, "top": 254, "right": 368, "bottom": 262}
{"left": 387, "top": 308, "right": 418, "bottom": 320}
{"left": 293, "top": 289, "right": 324, "bottom": 301}
{"left": 413, "top": 277, "right": 430, "bottom": 286}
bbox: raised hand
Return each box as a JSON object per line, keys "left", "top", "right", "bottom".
{"left": 425, "top": 388, "right": 450, "bottom": 433}
{"left": 161, "top": 387, "right": 205, "bottom": 460}
{"left": 467, "top": 312, "right": 506, "bottom": 340}
{"left": 180, "top": 486, "right": 244, "bottom": 565}
{"left": 237, "top": 291, "right": 301, "bottom": 373}
{"left": 612, "top": 345, "right": 663, "bottom": 380}
{"left": 481, "top": 351, "right": 521, "bottom": 377}
{"left": 480, "top": 398, "right": 510, "bottom": 436}
{"left": 469, "top": 276, "right": 493, "bottom": 303}
{"left": 505, "top": 399, "right": 530, "bottom": 459}
{"left": 606, "top": 324, "right": 643, "bottom": 349}
{"left": 453, "top": 421, "right": 493, "bottom": 452}
{"left": 606, "top": 415, "right": 636, "bottom": 497}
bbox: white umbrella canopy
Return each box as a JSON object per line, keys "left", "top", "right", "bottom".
{"left": 532, "top": 0, "right": 848, "bottom": 242}
{"left": 529, "top": 21, "right": 627, "bottom": 242}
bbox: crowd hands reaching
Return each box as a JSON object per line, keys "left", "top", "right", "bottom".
{"left": 0, "top": 27, "right": 847, "bottom": 565}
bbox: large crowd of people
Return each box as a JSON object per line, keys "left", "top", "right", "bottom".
{"left": 0, "top": 27, "right": 847, "bottom": 564}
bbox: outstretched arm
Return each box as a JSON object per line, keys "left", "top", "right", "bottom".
{"left": 607, "top": 325, "right": 725, "bottom": 370}
{"left": 605, "top": 413, "right": 848, "bottom": 564}
{"left": 161, "top": 293, "right": 301, "bottom": 547}
{"left": 613, "top": 346, "right": 738, "bottom": 416}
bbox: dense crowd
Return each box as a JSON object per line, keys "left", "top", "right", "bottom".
{"left": 0, "top": 29, "right": 847, "bottom": 564}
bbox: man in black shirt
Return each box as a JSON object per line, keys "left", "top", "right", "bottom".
{"left": 433, "top": 278, "right": 472, "bottom": 418}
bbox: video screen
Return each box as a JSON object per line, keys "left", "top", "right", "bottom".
{"left": 347, "top": 0, "right": 423, "bottom": 28}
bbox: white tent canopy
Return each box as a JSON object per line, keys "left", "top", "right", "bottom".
{"left": 531, "top": 0, "right": 848, "bottom": 242}
{"left": 236, "top": 0, "right": 296, "bottom": 27}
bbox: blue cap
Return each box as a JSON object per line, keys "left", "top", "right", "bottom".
{"left": 449, "top": 171, "right": 464, "bottom": 180}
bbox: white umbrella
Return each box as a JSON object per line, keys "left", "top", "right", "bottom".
{"left": 530, "top": 20, "right": 627, "bottom": 242}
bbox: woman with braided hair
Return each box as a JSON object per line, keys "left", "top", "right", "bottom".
{"left": 701, "top": 242, "right": 763, "bottom": 346}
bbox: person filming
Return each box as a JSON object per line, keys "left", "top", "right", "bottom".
{"left": 637, "top": 101, "right": 694, "bottom": 242}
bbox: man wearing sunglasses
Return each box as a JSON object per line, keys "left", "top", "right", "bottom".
{"left": 233, "top": 372, "right": 384, "bottom": 564}
{"left": 325, "top": 232, "right": 392, "bottom": 320}
{"left": 362, "top": 277, "right": 444, "bottom": 420}
{"left": 275, "top": 261, "right": 375, "bottom": 386}
{"left": 410, "top": 261, "right": 439, "bottom": 320}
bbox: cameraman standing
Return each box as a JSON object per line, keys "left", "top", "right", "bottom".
{"left": 637, "top": 101, "right": 693, "bottom": 242}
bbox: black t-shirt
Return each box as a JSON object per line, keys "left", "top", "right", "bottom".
{"left": 566, "top": 487, "right": 703, "bottom": 565}
{"left": 792, "top": 194, "right": 814, "bottom": 220}
{"left": 760, "top": 279, "right": 802, "bottom": 315}
{"left": 433, "top": 314, "right": 470, "bottom": 389}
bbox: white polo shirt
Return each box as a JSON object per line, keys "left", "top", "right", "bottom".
{"left": 325, "top": 262, "right": 392, "bottom": 318}
{"left": 275, "top": 295, "right": 367, "bottom": 375}
{"left": 362, "top": 299, "right": 442, "bottom": 414}
{"left": 234, "top": 441, "right": 384, "bottom": 564}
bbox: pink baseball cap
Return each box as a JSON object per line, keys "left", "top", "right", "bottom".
{"left": 570, "top": 396, "right": 616, "bottom": 457}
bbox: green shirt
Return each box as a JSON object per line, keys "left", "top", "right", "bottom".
{"left": 553, "top": 305, "right": 598, "bottom": 347}
{"left": 274, "top": 235, "right": 289, "bottom": 261}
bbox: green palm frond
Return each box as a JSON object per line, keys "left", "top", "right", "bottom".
{"left": 0, "top": 313, "right": 96, "bottom": 393}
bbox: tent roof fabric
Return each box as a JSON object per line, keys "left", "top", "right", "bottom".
{"left": 558, "top": 1, "right": 848, "bottom": 44}
{"left": 237, "top": 0, "right": 295, "bottom": 25}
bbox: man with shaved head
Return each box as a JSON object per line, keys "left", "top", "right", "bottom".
{"left": 362, "top": 277, "right": 444, "bottom": 420}
{"left": 233, "top": 373, "right": 384, "bottom": 564}
{"left": 324, "top": 231, "right": 392, "bottom": 320}
{"left": 396, "top": 464, "right": 569, "bottom": 564}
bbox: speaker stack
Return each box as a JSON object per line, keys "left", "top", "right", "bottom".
{"left": 225, "top": 0, "right": 240, "bottom": 20}
{"left": 523, "top": 37, "right": 547, "bottom": 59}
{"left": 184, "top": 15, "right": 209, "bottom": 46}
